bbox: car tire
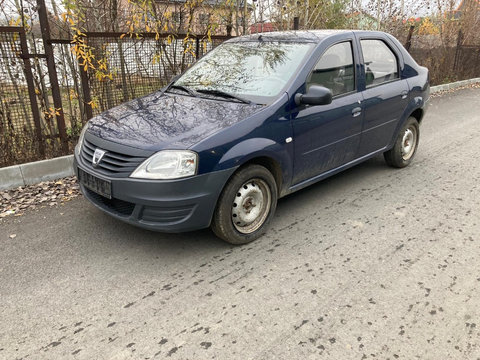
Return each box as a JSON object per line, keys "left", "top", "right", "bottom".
{"left": 211, "top": 164, "right": 278, "bottom": 245}
{"left": 384, "top": 116, "right": 420, "bottom": 168}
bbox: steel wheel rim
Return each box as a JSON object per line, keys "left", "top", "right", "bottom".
{"left": 401, "top": 126, "right": 417, "bottom": 161}
{"left": 231, "top": 178, "right": 271, "bottom": 234}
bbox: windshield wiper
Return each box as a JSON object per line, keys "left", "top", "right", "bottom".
{"left": 166, "top": 84, "right": 197, "bottom": 97}
{"left": 195, "top": 89, "right": 252, "bottom": 104}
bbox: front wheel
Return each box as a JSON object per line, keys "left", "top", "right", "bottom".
{"left": 384, "top": 117, "right": 420, "bottom": 168}
{"left": 211, "top": 165, "right": 278, "bottom": 245}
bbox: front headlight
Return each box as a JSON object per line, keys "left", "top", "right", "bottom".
{"left": 75, "top": 123, "right": 89, "bottom": 156}
{"left": 130, "top": 150, "right": 198, "bottom": 180}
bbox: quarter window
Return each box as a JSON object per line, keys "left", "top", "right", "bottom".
{"left": 360, "top": 39, "right": 399, "bottom": 86}
{"left": 306, "top": 41, "right": 355, "bottom": 97}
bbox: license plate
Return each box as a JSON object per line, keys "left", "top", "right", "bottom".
{"left": 78, "top": 168, "right": 112, "bottom": 199}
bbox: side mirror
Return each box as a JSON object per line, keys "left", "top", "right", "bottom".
{"left": 294, "top": 85, "right": 333, "bottom": 106}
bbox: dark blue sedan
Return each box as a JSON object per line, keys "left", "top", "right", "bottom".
{"left": 74, "top": 30, "right": 429, "bottom": 244}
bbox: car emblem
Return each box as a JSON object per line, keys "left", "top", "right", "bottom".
{"left": 92, "top": 148, "right": 106, "bottom": 167}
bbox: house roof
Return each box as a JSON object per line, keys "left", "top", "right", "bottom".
{"left": 249, "top": 22, "right": 276, "bottom": 34}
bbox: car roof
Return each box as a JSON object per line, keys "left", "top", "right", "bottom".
{"left": 227, "top": 30, "right": 367, "bottom": 43}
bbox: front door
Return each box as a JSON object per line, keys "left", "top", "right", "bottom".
{"left": 292, "top": 41, "right": 363, "bottom": 185}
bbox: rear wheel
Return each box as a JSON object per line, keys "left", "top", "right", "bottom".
{"left": 211, "top": 165, "right": 278, "bottom": 245}
{"left": 384, "top": 116, "right": 420, "bottom": 168}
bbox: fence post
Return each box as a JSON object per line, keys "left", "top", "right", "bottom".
{"left": 404, "top": 25, "right": 415, "bottom": 52}
{"left": 79, "top": 57, "right": 93, "bottom": 121}
{"left": 293, "top": 17, "right": 300, "bottom": 30}
{"left": 36, "top": 0, "right": 68, "bottom": 153}
{"left": 453, "top": 30, "right": 463, "bottom": 72}
{"left": 195, "top": 37, "right": 200, "bottom": 59}
{"left": 18, "top": 28, "right": 45, "bottom": 157}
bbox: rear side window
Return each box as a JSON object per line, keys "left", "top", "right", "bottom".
{"left": 306, "top": 41, "right": 355, "bottom": 97}
{"left": 360, "top": 39, "right": 398, "bottom": 86}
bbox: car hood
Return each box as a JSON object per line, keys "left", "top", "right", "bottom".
{"left": 87, "top": 91, "right": 264, "bottom": 151}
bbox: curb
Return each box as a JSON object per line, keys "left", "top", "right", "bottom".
{"left": 0, "top": 155, "right": 74, "bottom": 191}
{"left": 430, "top": 77, "right": 480, "bottom": 93}
{"left": 1, "top": 77, "right": 480, "bottom": 192}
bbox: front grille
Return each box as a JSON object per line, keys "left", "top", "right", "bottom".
{"left": 84, "top": 188, "right": 135, "bottom": 217}
{"left": 81, "top": 138, "right": 147, "bottom": 177}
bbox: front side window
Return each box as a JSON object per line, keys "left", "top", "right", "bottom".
{"left": 361, "top": 39, "right": 399, "bottom": 86}
{"left": 306, "top": 41, "right": 355, "bottom": 97}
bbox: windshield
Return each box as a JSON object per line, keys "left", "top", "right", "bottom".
{"left": 174, "top": 41, "right": 314, "bottom": 104}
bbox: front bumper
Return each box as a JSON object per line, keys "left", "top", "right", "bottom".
{"left": 74, "top": 154, "right": 236, "bottom": 232}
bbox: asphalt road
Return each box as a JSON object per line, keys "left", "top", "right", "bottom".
{"left": 1, "top": 87, "right": 480, "bottom": 360}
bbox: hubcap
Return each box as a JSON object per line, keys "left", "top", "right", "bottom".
{"left": 401, "top": 126, "right": 417, "bottom": 161}
{"left": 232, "top": 179, "right": 271, "bottom": 234}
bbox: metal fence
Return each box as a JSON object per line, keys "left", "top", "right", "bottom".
{"left": 75, "top": 33, "right": 228, "bottom": 118}
{"left": 409, "top": 35, "right": 480, "bottom": 85}
{"left": 0, "top": 28, "right": 229, "bottom": 168}
{"left": 0, "top": 27, "right": 46, "bottom": 167}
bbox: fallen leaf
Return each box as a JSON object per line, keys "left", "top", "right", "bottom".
{"left": 0, "top": 210, "right": 15, "bottom": 217}
{"left": 1, "top": 176, "right": 80, "bottom": 217}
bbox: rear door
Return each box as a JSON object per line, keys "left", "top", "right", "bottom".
{"left": 357, "top": 38, "right": 409, "bottom": 156}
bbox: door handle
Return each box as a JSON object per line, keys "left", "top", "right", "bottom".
{"left": 401, "top": 90, "right": 408, "bottom": 99}
{"left": 352, "top": 107, "right": 362, "bottom": 117}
